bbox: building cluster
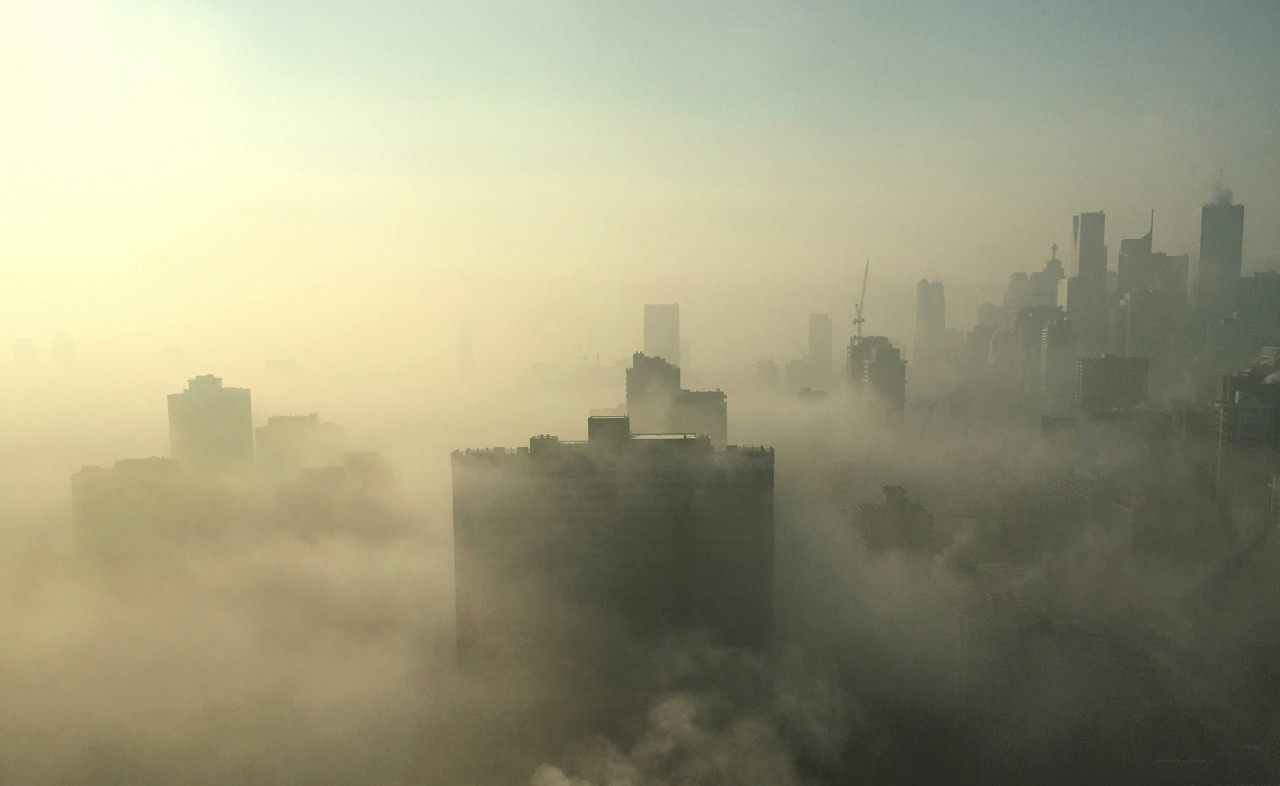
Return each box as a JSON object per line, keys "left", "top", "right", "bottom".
{"left": 452, "top": 304, "right": 774, "bottom": 673}
{"left": 72, "top": 375, "right": 399, "bottom": 559}
{"left": 932, "top": 193, "right": 1280, "bottom": 556}
{"left": 952, "top": 194, "right": 1277, "bottom": 422}
{"left": 756, "top": 313, "right": 909, "bottom": 423}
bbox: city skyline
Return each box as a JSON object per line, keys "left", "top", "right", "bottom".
{"left": 3, "top": 2, "right": 1279, "bottom": 378}
{"left": 4, "top": 3, "right": 1280, "bottom": 784}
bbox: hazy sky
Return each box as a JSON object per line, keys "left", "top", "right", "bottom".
{"left": 4, "top": 0, "right": 1278, "bottom": 375}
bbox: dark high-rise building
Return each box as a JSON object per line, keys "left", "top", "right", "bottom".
{"left": 1073, "top": 211, "right": 1107, "bottom": 281}
{"left": 808, "top": 313, "right": 833, "bottom": 375}
{"left": 1041, "top": 316, "right": 1077, "bottom": 416}
{"left": 1195, "top": 192, "right": 1245, "bottom": 318}
{"left": 451, "top": 416, "right": 774, "bottom": 670}
{"left": 1117, "top": 215, "right": 1189, "bottom": 302}
{"left": 643, "top": 303, "right": 680, "bottom": 365}
{"left": 1014, "top": 305, "right": 1061, "bottom": 397}
{"left": 1068, "top": 211, "right": 1110, "bottom": 356}
{"left": 1116, "top": 217, "right": 1153, "bottom": 297}
{"left": 255, "top": 414, "right": 345, "bottom": 475}
{"left": 848, "top": 336, "right": 907, "bottom": 416}
{"left": 1214, "top": 369, "right": 1280, "bottom": 503}
{"left": 1201, "top": 273, "right": 1280, "bottom": 388}
{"left": 625, "top": 353, "right": 727, "bottom": 446}
{"left": 167, "top": 375, "right": 253, "bottom": 473}
{"left": 915, "top": 280, "right": 946, "bottom": 365}
{"left": 1075, "top": 354, "right": 1149, "bottom": 415}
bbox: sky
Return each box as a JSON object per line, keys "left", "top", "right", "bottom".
{"left": 3, "top": 0, "right": 1278, "bottom": 378}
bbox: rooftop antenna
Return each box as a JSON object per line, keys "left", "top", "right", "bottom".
{"left": 853, "top": 259, "right": 869, "bottom": 341}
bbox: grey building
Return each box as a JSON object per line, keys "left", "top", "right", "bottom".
{"left": 915, "top": 280, "right": 946, "bottom": 365}
{"left": 848, "top": 336, "right": 907, "bottom": 416}
{"left": 1195, "top": 193, "right": 1245, "bottom": 319}
{"left": 451, "top": 416, "right": 774, "bottom": 670}
{"left": 809, "top": 313, "right": 833, "bottom": 376}
{"left": 1068, "top": 211, "right": 1110, "bottom": 356}
{"left": 1041, "top": 316, "right": 1077, "bottom": 416}
{"left": 167, "top": 375, "right": 253, "bottom": 473}
{"left": 255, "top": 414, "right": 345, "bottom": 475}
{"left": 1076, "top": 354, "right": 1149, "bottom": 415}
{"left": 625, "top": 352, "right": 727, "bottom": 447}
{"left": 71, "top": 457, "right": 232, "bottom": 560}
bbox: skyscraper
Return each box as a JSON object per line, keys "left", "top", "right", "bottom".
{"left": 1072, "top": 211, "right": 1107, "bottom": 281}
{"left": 451, "top": 416, "right": 774, "bottom": 670}
{"left": 167, "top": 375, "right": 253, "bottom": 473}
{"left": 848, "top": 336, "right": 907, "bottom": 416}
{"left": 1195, "top": 191, "right": 1245, "bottom": 319}
{"left": 1068, "top": 211, "right": 1109, "bottom": 355}
{"left": 643, "top": 303, "right": 680, "bottom": 365}
{"left": 1041, "top": 316, "right": 1077, "bottom": 416}
{"left": 914, "top": 280, "right": 945, "bottom": 365}
{"left": 808, "top": 313, "right": 833, "bottom": 375}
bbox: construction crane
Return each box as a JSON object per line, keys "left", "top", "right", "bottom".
{"left": 852, "top": 259, "right": 869, "bottom": 341}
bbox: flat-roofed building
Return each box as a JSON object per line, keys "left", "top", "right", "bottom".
{"left": 451, "top": 416, "right": 773, "bottom": 671}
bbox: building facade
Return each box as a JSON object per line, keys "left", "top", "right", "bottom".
{"left": 451, "top": 416, "right": 774, "bottom": 670}
{"left": 167, "top": 375, "right": 253, "bottom": 473}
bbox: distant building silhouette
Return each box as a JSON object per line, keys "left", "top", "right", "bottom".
{"left": 1201, "top": 272, "right": 1280, "bottom": 387}
{"left": 915, "top": 280, "right": 946, "bottom": 365}
{"left": 1067, "top": 211, "right": 1110, "bottom": 356}
{"left": 71, "top": 457, "right": 230, "bottom": 560}
{"left": 854, "top": 486, "right": 937, "bottom": 551}
{"left": 451, "top": 416, "right": 774, "bottom": 670}
{"left": 643, "top": 303, "right": 680, "bottom": 365}
{"left": 1028, "top": 244, "right": 1066, "bottom": 309}
{"left": 756, "top": 359, "right": 780, "bottom": 390}
{"left": 167, "top": 375, "right": 253, "bottom": 473}
{"left": 1214, "top": 368, "right": 1280, "bottom": 505}
{"left": 1195, "top": 192, "right": 1245, "bottom": 319}
{"left": 848, "top": 336, "right": 907, "bottom": 416}
{"left": 809, "top": 313, "right": 833, "bottom": 376}
{"left": 1041, "top": 316, "right": 1077, "bottom": 415}
{"left": 1076, "top": 354, "right": 1149, "bottom": 415}
{"left": 274, "top": 452, "right": 402, "bottom": 536}
{"left": 625, "top": 352, "right": 727, "bottom": 446}
{"left": 255, "top": 414, "right": 345, "bottom": 475}
{"left": 1014, "top": 305, "right": 1061, "bottom": 399}
{"left": 1117, "top": 214, "right": 1189, "bottom": 304}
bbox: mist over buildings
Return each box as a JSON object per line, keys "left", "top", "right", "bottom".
{"left": 4, "top": 1, "right": 1280, "bottom": 784}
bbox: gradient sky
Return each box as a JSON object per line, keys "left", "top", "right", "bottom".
{"left": 4, "top": 0, "right": 1278, "bottom": 377}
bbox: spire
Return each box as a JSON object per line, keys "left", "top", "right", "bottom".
{"left": 1051, "top": 242, "right": 1058, "bottom": 261}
